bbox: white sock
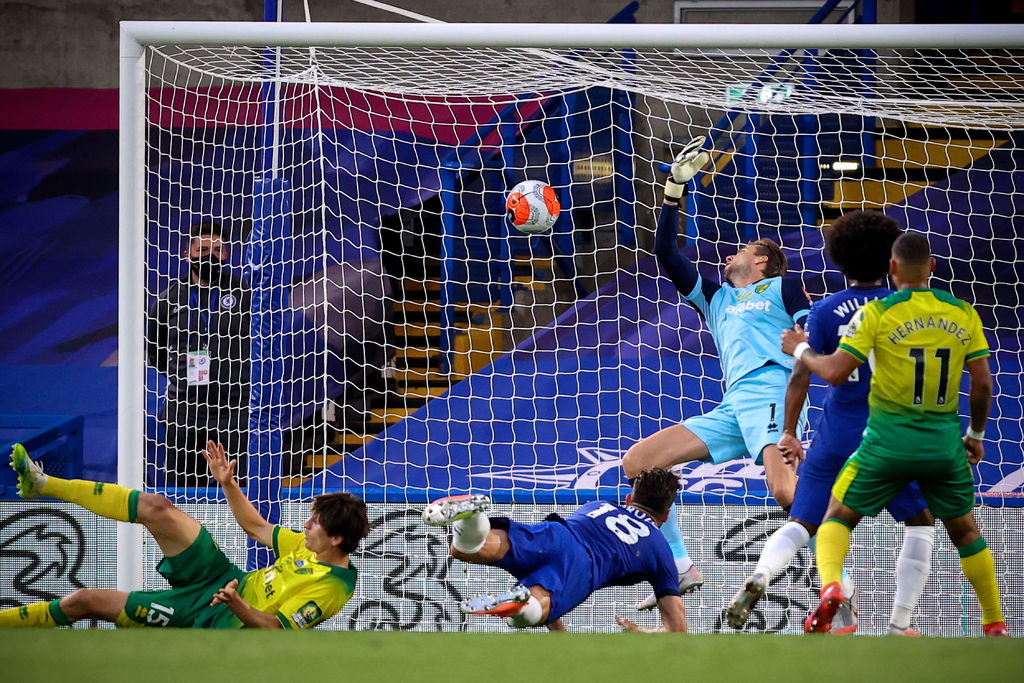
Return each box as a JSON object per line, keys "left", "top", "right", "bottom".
{"left": 505, "top": 596, "right": 543, "bottom": 628}
{"left": 841, "top": 569, "right": 856, "bottom": 599}
{"left": 452, "top": 511, "right": 490, "bottom": 554}
{"left": 890, "top": 525, "right": 934, "bottom": 629}
{"left": 675, "top": 556, "right": 694, "bottom": 575}
{"left": 754, "top": 521, "right": 810, "bottom": 580}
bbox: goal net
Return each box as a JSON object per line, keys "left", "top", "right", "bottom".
{"left": 123, "top": 23, "right": 1024, "bottom": 634}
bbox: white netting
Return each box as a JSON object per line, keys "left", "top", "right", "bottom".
{"left": 139, "top": 39, "right": 1023, "bottom": 634}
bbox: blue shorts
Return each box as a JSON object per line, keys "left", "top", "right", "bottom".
{"left": 684, "top": 364, "right": 801, "bottom": 465}
{"left": 791, "top": 429, "right": 929, "bottom": 526}
{"left": 490, "top": 517, "right": 593, "bottom": 624}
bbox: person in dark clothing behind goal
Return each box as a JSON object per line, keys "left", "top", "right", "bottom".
{"left": 146, "top": 220, "right": 251, "bottom": 486}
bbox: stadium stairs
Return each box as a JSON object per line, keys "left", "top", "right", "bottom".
{"left": 289, "top": 244, "right": 551, "bottom": 483}
{"left": 820, "top": 121, "right": 1009, "bottom": 227}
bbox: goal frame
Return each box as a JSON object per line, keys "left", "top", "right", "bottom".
{"left": 117, "top": 20, "right": 1024, "bottom": 593}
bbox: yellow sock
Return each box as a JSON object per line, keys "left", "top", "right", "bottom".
{"left": 815, "top": 519, "right": 851, "bottom": 588}
{"left": 959, "top": 538, "right": 1004, "bottom": 625}
{"left": 0, "top": 600, "right": 71, "bottom": 627}
{"left": 41, "top": 477, "right": 139, "bottom": 523}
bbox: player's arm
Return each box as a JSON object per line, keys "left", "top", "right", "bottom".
{"left": 202, "top": 440, "right": 275, "bottom": 546}
{"left": 964, "top": 356, "right": 993, "bottom": 465}
{"left": 778, "top": 360, "right": 811, "bottom": 464}
{"left": 654, "top": 203, "right": 721, "bottom": 309}
{"left": 778, "top": 303, "right": 819, "bottom": 461}
{"left": 546, "top": 618, "right": 567, "bottom": 632}
{"left": 781, "top": 278, "right": 811, "bottom": 326}
{"left": 210, "top": 579, "right": 283, "bottom": 629}
{"left": 781, "top": 325, "right": 862, "bottom": 385}
{"left": 656, "top": 594, "right": 687, "bottom": 632}
{"left": 615, "top": 595, "right": 687, "bottom": 633}
{"left": 654, "top": 139, "right": 720, "bottom": 315}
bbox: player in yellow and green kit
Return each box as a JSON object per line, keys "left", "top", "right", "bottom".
{"left": 0, "top": 441, "right": 369, "bottom": 629}
{"left": 780, "top": 232, "right": 1008, "bottom": 638}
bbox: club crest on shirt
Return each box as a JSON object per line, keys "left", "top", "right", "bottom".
{"left": 220, "top": 294, "right": 237, "bottom": 309}
{"left": 755, "top": 282, "right": 770, "bottom": 294}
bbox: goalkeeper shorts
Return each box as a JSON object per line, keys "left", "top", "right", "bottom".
{"left": 684, "top": 364, "right": 802, "bottom": 465}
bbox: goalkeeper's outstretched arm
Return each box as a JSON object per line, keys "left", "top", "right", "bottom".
{"left": 202, "top": 440, "right": 275, "bottom": 546}
{"left": 653, "top": 137, "right": 718, "bottom": 310}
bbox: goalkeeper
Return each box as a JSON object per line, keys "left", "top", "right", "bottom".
{"left": 622, "top": 137, "right": 811, "bottom": 608}
{"left": 1, "top": 442, "right": 369, "bottom": 629}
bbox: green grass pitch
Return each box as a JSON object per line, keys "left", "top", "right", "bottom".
{"left": 2, "top": 630, "right": 1021, "bottom": 682}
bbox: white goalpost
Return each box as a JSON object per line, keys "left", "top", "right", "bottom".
{"left": 119, "top": 21, "right": 1024, "bottom": 634}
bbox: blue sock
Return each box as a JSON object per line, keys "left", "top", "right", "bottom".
{"left": 661, "top": 504, "right": 689, "bottom": 560}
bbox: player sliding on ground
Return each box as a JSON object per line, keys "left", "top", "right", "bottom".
{"left": 726, "top": 211, "right": 936, "bottom": 636}
{"left": 781, "top": 232, "right": 1009, "bottom": 637}
{"left": 421, "top": 468, "right": 687, "bottom": 632}
{"left": 622, "top": 136, "right": 811, "bottom": 609}
{"left": 0, "top": 441, "right": 369, "bottom": 629}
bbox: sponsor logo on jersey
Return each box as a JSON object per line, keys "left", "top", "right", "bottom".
{"left": 725, "top": 300, "right": 772, "bottom": 315}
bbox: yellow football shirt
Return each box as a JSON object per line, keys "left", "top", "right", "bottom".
{"left": 838, "top": 287, "right": 990, "bottom": 456}
{"left": 218, "top": 526, "right": 357, "bottom": 629}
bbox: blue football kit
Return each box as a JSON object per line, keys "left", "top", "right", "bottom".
{"left": 654, "top": 203, "right": 811, "bottom": 464}
{"left": 789, "top": 285, "right": 929, "bottom": 526}
{"left": 492, "top": 501, "right": 680, "bottom": 623}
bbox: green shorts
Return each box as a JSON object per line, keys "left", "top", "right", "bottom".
{"left": 122, "top": 527, "right": 246, "bottom": 628}
{"left": 832, "top": 443, "right": 976, "bottom": 520}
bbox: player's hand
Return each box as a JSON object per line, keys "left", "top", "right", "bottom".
{"left": 664, "top": 136, "right": 711, "bottom": 201}
{"left": 964, "top": 436, "right": 984, "bottom": 465}
{"left": 616, "top": 616, "right": 662, "bottom": 633}
{"left": 201, "top": 440, "right": 237, "bottom": 486}
{"left": 616, "top": 616, "right": 648, "bottom": 632}
{"left": 777, "top": 432, "right": 805, "bottom": 465}
{"left": 780, "top": 324, "right": 808, "bottom": 356}
{"left": 211, "top": 578, "right": 240, "bottom": 606}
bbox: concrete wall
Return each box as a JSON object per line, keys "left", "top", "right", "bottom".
{"left": 1, "top": 0, "right": 912, "bottom": 88}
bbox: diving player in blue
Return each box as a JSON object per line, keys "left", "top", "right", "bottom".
{"left": 421, "top": 468, "right": 688, "bottom": 632}
{"left": 725, "top": 210, "right": 935, "bottom": 635}
{"left": 621, "top": 137, "right": 811, "bottom": 609}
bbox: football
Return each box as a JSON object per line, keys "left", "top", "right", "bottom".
{"left": 505, "top": 180, "right": 561, "bottom": 234}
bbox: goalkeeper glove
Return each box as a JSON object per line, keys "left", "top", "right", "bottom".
{"left": 664, "top": 136, "right": 711, "bottom": 201}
